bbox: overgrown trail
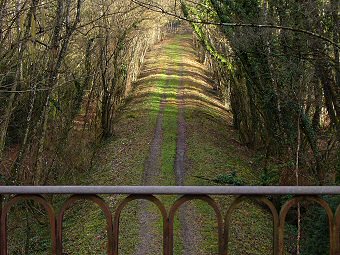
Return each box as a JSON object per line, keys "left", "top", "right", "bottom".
{"left": 175, "top": 54, "right": 203, "bottom": 255}
{"left": 137, "top": 34, "right": 203, "bottom": 255}
{"left": 136, "top": 62, "right": 168, "bottom": 255}
{"left": 174, "top": 68, "right": 186, "bottom": 186}
{"left": 73, "top": 32, "right": 273, "bottom": 255}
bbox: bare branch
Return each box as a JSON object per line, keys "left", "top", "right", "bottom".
{"left": 131, "top": 0, "right": 340, "bottom": 50}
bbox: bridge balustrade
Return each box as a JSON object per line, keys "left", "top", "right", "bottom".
{"left": 0, "top": 186, "right": 339, "bottom": 255}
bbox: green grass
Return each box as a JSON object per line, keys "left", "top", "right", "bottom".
{"left": 146, "top": 34, "right": 273, "bottom": 255}
{"left": 17, "top": 33, "right": 274, "bottom": 255}
{"left": 54, "top": 49, "right": 165, "bottom": 254}
{"left": 160, "top": 44, "right": 181, "bottom": 185}
{"left": 184, "top": 105, "right": 273, "bottom": 254}
{"left": 158, "top": 39, "right": 184, "bottom": 254}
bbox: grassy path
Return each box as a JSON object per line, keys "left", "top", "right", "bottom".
{"left": 134, "top": 33, "right": 274, "bottom": 255}
{"left": 174, "top": 39, "right": 204, "bottom": 255}
{"left": 136, "top": 35, "right": 203, "bottom": 255}
{"left": 136, "top": 49, "right": 169, "bottom": 255}
{"left": 61, "top": 33, "right": 273, "bottom": 255}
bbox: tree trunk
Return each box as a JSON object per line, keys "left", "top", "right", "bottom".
{"left": 331, "top": 0, "right": 339, "bottom": 87}
{"left": 0, "top": 0, "right": 34, "bottom": 161}
{"left": 35, "top": 0, "right": 82, "bottom": 184}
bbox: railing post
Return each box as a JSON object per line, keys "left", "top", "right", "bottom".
{"left": 0, "top": 194, "right": 2, "bottom": 255}
{"left": 335, "top": 205, "right": 340, "bottom": 255}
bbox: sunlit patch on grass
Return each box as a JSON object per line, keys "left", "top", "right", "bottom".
{"left": 61, "top": 32, "right": 273, "bottom": 255}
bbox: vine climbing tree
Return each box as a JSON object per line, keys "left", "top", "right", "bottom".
{"left": 173, "top": 0, "right": 339, "bottom": 185}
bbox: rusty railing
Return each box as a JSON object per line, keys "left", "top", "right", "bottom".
{"left": 0, "top": 186, "right": 339, "bottom": 255}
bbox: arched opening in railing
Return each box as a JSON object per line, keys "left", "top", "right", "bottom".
{"left": 58, "top": 195, "right": 113, "bottom": 255}
{"left": 168, "top": 195, "right": 223, "bottom": 255}
{"left": 224, "top": 196, "right": 279, "bottom": 255}
{"left": 0, "top": 195, "right": 56, "bottom": 255}
{"left": 279, "top": 196, "right": 335, "bottom": 255}
{"left": 113, "top": 195, "right": 168, "bottom": 255}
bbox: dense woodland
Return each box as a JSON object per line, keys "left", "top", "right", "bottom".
{"left": 0, "top": 0, "right": 174, "bottom": 184}
{"left": 0, "top": 0, "right": 338, "bottom": 186}
{"left": 0, "top": 0, "right": 339, "bottom": 254}
{"left": 173, "top": 0, "right": 339, "bottom": 186}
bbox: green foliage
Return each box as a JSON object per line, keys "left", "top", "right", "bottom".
{"left": 301, "top": 196, "right": 340, "bottom": 255}
{"left": 214, "top": 170, "right": 244, "bottom": 186}
{"left": 252, "top": 153, "right": 290, "bottom": 186}
{"left": 259, "top": 167, "right": 279, "bottom": 186}
{"left": 231, "top": 0, "right": 260, "bottom": 21}
{"left": 50, "top": 98, "right": 62, "bottom": 113}
{"left": 301, "top": 206, "right": 330, "bottom": 255}
{"left": 120, "top": 64, "right": 128, "bottom": 78}
{"left": 336, "top": 154, "right": 340, "bottom": 184}
{"left": 185, "top": 0, "right": 339, "bottom": 183}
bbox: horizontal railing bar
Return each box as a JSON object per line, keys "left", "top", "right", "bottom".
{"left": 0, "top": 186, "right": 339, "bottom": 195}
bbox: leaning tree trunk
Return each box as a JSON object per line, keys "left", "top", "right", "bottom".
{"left": 0, "top": 0, "right": 35, "bottom": 162}
{"left": 35, "top": 0, "right": 82, "bottom": 184}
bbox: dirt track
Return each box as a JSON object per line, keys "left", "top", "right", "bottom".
{"left": 176, "top": 59, "right": 203, "bottom": 255}
{"left": 136, "top": 35, "right": 204, "bottom": 255}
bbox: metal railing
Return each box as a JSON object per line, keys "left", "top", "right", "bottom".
{"left": 0, "top": 186, "right": 339, "bottom": 255}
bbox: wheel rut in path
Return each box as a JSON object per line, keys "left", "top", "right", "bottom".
{"left": 135, "top": 79, "right": 168, "bottom": 255}
{"left": 175, "top": 63, "right": 203, "bottom": 255}
{"left": 136, "top": 36, "right": 204, "bottom": 255}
